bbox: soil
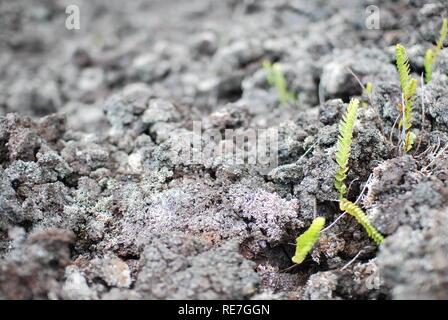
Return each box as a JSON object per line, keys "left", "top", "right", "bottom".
{"left": 1, "top": 0, "right": 448, "bottom": 300}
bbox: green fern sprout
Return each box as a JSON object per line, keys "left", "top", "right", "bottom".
{"left": 339, "top": 199, "right": 384, "bottom": 245}
{"left": 331, "top": 96, "right": 384, "bottom": 245}
{"left": 364, "top": 82, "right": 373, "bottom": 94}
{"left": 362, "top": 82, "right": 373, "bottom": 108}
{"left": 424, "top": 49, "right": 435, "bottom": 84}
{"left": 396, "top": 44, "right": 417, "bottom": 152}
{"left": 436, "top": 17, "right": 448, "bottom": 51}
{"left": 263, "top": 60, "right": 297, "bottom": 104}
{"left": 263, "top": 60, "right": 276, "bottom": 86}
{"left": 334, "top": 98, "right": 359, "bottom": 199}
{"left": 396, "top": 44, "right": 412, "bottom": 90}
{"left": 292, "top": 217, "right": 326, "bottom": 264}
{"left": 424, "top": 18, "right": 447, "bottom": 83}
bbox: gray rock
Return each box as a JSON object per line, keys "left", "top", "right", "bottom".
{"left": 0, "top": 229, "right": 75, "bottom": 299}
{"left": 135, "top": 233, "right": 259, "bottom": 299}
{"left": 378, "top": 208, "right": 448, "bottom": 299}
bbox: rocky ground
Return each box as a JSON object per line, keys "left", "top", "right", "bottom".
{"left": 1, "top": 0, "right": 448, "bottom": 300}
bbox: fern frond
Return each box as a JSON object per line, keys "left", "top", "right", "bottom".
{"left": 395, "top": 44, "right": 417, "bottom": 152}
{"left": 436, "top": 17, "right": 447, "bottom": 52}
{"left": 399, "top": 78, "right": 417, "bottom": 129}
{"left": 339, "top": 199, "right": 384, "bottom": 245}
{"left": 263, "top": 60, "right": 275, "bottom": 85}
{"left": 364, "top": 82, "right": 373, "bottom": 94}
{"left": 292, "top": 217, "right": 326, "bottom": 264}
{"left": 424, "top": 49, "right": 434, "bottom": 83}
{"left": 405, "top": 131, "right": 416, "bottom": 152}
{"left": 404, "top": 76, "right": 417, "bottom": 103}
{"left": 334, "top": 98, "right": 359, "bottom": 199}
{"left": 425, "top": 18, "right": 448, "bottom": 83}
{"left": 402, "top": 77, "right": 417, "bottom": 151}
{"left": 263, "top": 61, "right": 297, "bottom": 104}
{"left": 396, "top": 44, "right": 411, "bottom": 91}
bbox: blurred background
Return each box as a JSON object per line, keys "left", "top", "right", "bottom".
{"left": 0, "top": 1, "right": 444, "bottom": 130}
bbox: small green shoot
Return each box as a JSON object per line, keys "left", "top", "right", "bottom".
{"left": 424, "top": 49, "right": 435, "bottom": 84}
{"left": 339, "top": 199, "right": 384, "bottom": 245}
{"left": 424, "top": 18, "right": 447, "bottom": 83}
{"left": 263, "top": 60, "right": 297, "bottom": 104}
{"left": 362, "top": 82, "right": 373, "bottom": 108}
{"left": 364, "top": 82, "right": 373, "bottom": 94}
{"left": 332, "top": 99, "right": 385, "bottom": 245}
{"left": 334, "top": 98, "right": 359, "bottom": 199}
{"left": 395, "top": 44, "right": 417, "bottom": 152}
{"left": 292, "top": 216, "right": 326, "bottom": 264}
{"left": 436, "top": 17, "right": 448, "bottom": 51}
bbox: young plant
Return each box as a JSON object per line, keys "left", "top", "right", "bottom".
{"left": 339, "top": 199, "right": 384, "bottom": 245}
{"left": 396, "top": 44, "right": 417, "bottom": 152}
{"left": 424, "top": 18, "right": 447, "bottom": 83}
{"left": 424, "top": 49, "right": 435, "bottom": 84}
{"left": 362, "top": 82, "right": 373, "bottom": 108}
{"left": 292, "top": 216, "right": 326, "bottom": 264}
{"left": 364, "top": 82, "right": 373, "bottom": 94}
{"left": 333, "top": 98, "right": 384, "bottom": 245}
{"left": 263, "top": 60, "right": 297, "bottom": 104}
{"left": 334, "top": 98, "right": 359, "bottom": 199}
